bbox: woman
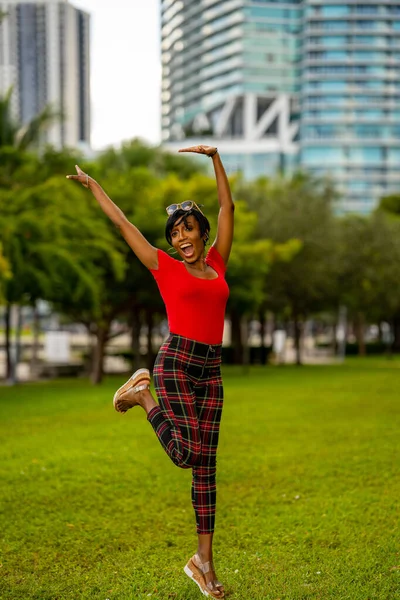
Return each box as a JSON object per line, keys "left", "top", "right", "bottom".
{"left": 67, "top": 145, "right": 234, "bottom": 598}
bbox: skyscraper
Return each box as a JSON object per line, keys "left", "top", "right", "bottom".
{"left": 161, "top": 0, "right": 400, "bottom": 213}
{"left": 161, "top": 0, "right": 300, "bottom": 179}
{"left": 301, "top": 2, "right": 400, "bottom": 213}
{"left": 0, "top": 0, "right": 90, "bottom": 150}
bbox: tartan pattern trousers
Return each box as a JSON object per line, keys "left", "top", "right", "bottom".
{"left": 147, "top": 333, "right": 224, "bottom": 534}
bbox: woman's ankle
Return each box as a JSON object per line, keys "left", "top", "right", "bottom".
{"left": 140, "top": 389, "right": 158, "bottom": 414}
{"left": 196, "top": 551, "right": 213, "bottom": 565}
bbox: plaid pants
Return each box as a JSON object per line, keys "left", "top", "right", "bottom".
{"left": 147, "top": 333, "right": 224, "bottom": 534}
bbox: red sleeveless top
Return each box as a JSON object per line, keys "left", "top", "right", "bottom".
{"left": 150, "top": 245, "right": 229, "bottom": 345}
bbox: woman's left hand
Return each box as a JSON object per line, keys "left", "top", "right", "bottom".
{"left": 178, "top": 145, "right": 217, "bottom": 157}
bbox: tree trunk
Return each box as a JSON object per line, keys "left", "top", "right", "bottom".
{"left": 14, "top": 305, "right": 23, "bottom": 381}
{"left": 332, "top": 317, "right": 338, "bottom": 355}
{"left": 293, "top": 313, "right": 303, "bottom": 366}
{"left": 30, "top": 302, "right": 40, "bottom": 377}
{"left": 145, "top": 309, "right": 155, "bottom": 371}
{"left": 130, "top": 306, "right": 141, "bottom": 372}
{"left": 241, "top": 317, "right": 250, "bottom": 368}
{"left": 5, "top": 302, "right": 11, "bottom": 381}
{"left": 391, "top": 314, "right": 400, "bottom": 352}
{"left": 354, "top": 313, "right": 366, "bottom": 356}
{"left": 91, "top": 325, "right": 108, "bottom": 385}
{"left": 230, "top": 310, "right": 243, "bottom": 364}
{"left": 6, "top": 303, "right": 20, "bottom": 384}
{"left": 378, "top": 321, "right": 383, "bottom": 344}
{"left": 259, "top": 310, "right": 266, "bottom": 365}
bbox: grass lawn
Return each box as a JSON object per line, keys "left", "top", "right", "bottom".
{"left": 0, "top": 358, "right": 399, "bottom": 599}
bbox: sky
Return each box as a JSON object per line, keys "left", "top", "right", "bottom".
{"left": 74, "top": 0, "right": 161, "bottom": 150}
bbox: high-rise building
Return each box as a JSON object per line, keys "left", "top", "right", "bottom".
{"left": 0, "top": 0, "right": 90, "bottom": 150}
{"left": 301, "top": 2, "right": 400, "bottom": 213}
{"left": 161, "top": 0, "right": 400, "bottom": 213}
{"left": 161, "top": 0, "right": 301, "bottom": 179}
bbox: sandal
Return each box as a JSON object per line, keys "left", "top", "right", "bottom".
{"left": 113, "top": 368, "right": 150, "bottom": 412}
{"left": 184, "top": 554, "right": 225, "bottom": 598}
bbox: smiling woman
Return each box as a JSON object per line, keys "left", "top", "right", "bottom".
{"left": 66, "top": 143, "right": 234, "bottom": 599}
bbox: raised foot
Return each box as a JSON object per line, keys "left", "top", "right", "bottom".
{"left": 115, "top": 384, "right": 149, "bottom": 413}
{"left": 113, "top": 369, "right": 150, "bottom": 413}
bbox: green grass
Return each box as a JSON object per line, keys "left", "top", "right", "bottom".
{"left": 1, "top": 358, "right": 400, "bottom": 599}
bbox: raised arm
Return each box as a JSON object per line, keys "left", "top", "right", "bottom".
{"left": 67, "top": 165, "right": 158, "bottom": 270}
{"left": 178, "top": 146, "right": 234, "bottom": 265}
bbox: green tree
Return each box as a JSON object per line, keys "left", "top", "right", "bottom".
{"left": 0, "top": 161, "right": 124, "bottom": 383}
{"left": 0, "top": 87, "right": 59, "bottom": 150}
{"left": 0, "top": 243, "right": 11, "bottom": 300}
{"left": 377, "top": 193, "right": 400, "bottom": 350}
{"left": 338, "top": 212, "right": 400, "bottom": 355}
{"left": 96, "top": 138, "right": 204, "bottom": 180}
{"left": 238, "top": 172, "right": 340, "bottom": 365}
{"left": 378, "top": 193, "right": 400, "bottom": 217}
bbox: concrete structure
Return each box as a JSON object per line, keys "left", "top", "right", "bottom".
{"left": 0, "top": 0, "right": 90, "bottom": 150}
{"left": 161, "top": 0, "right": 400, "bottom": 212}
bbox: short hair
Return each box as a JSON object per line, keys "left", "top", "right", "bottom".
{"left": 165, "top": 208, "right": 211, "bottom": 246}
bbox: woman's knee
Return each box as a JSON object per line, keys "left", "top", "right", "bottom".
{"left": 175, "top": 449, "right": 202, "bottom": 469}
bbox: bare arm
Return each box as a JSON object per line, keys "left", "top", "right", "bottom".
{"left": 178, "top": 146, "right": 234, "bottom": 265}
{"left": 66, "top": 165, "right": 158, "bottom": 270}
{"left": 210, "top": 151, "right": 234, "bottom": 264}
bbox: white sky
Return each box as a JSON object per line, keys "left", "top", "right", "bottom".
{"left": 74, "top": 0, "right": 161, "bottom": 150}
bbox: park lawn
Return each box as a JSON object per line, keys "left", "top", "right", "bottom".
{"left": 0, "top": 358, "right": 399, "bottom": 600}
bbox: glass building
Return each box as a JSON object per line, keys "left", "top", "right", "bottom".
{"left": 301, "top": 1, "right": 400, "bottom": 213}
{"left": 0, "top": 0, "right": 91, "bottom": 150}
{"left": 161, "top": 0, "right": 301, "bottom": 179}
{"left": 161, "top": 0, "right": 400, "bottom": 212}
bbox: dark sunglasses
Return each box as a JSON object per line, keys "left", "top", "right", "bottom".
{"left": 165, "top": 201, "right": 204, "bottom": 217}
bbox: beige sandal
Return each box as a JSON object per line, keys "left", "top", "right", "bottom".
{"left": 184, "top": 554, "right": 225, "bottom": 598}
{"left": 113, "top": 368, "right": 150, "bottom": 412}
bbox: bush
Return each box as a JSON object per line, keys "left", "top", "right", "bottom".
{"left": 345, "top": 342, "right": 393, "bottom": 356}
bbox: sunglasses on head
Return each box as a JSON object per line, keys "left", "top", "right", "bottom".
{"left": 165, "top": 200, "right": 204, "bottom": 217}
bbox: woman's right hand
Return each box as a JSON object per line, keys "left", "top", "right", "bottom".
{"left": 66, "top": 164, "right": 91, "bottom": 189}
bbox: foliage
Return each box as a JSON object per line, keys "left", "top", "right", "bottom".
{"left": 0, "top": 243, "right": 11, "bottom": 301}
{"left": 0, "top": 86, "right": 60, "bottom": 150}
{"left": 0, "top": 174, "right": 124, "bottom": 312}
{"left": 237, "top": 172, "right": 339, "bottom": 318}
{"left": 337, "top": 212, "right": 400, "bottom": 322}
{"left": 95, "top": 138, "right": 204, "bottom": 180}
{"left": 225, "top": 200, "right": 301, "bottom": 316}
{"left": 378, "top": 193, "right": 400, "bottom": 216}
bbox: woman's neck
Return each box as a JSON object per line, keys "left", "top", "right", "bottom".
{"left": 185, "top": 256, "right": 206, "bottom": 272}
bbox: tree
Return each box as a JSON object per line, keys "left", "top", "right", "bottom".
{"left": 0, "top": 81, "right": 63, "bottom": 382}
{"left": 378, "top": 194, "right": 400, "bottom": 217}
{"left": 337, "top": 212, "right": 400, "bottom": 354}
{"left": 95, "top": 138, "right": 204, "bottom": 180}
{"left": 0, "top": 86, "right": 60, "bottom": 151}
{"left": 0, "top": 243, "right": 11, "bottom": 300}
{"left": 237, "top": 172, "right": 340, "bottom": 365}
{"left": 377, "top": 193, "right": 400, "bottom": 350}
{"left": 221, "top": 199, "right": 300, "bottom": 363}
{"left": 0, "top": 159, "right": 125, "bottom": 383}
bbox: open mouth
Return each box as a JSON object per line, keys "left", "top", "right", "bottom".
{"left": 180, "top": 243, "right": 194, "bottom": 258}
